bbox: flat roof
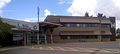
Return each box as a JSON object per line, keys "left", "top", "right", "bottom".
{"left": 39, "top": 22, "right": 62, "bottom": 28}
{"left": 46, "top": 15, "right": 113, "bottom": 24}
{"left": 12, "top": 22, "right": 62, "bottom": 31}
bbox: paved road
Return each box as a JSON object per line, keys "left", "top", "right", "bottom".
{"left": 30, "top": 45, "right": 119, "bottom": 53}
{"left": 53, "top": 42, "right": 120, "bottom": 49}
{"left": 0, "top": 41, "right": 120, "bottom": 54}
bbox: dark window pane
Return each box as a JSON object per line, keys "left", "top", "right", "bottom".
{"left": 69, "top": 24, "right": 77, "bottom": 27}
{"left": 101, "top": 24, "right": 110, "bottom": 28}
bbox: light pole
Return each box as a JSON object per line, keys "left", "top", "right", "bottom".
{"left": 37, "top": 6, "right": 40, "bottom": 45}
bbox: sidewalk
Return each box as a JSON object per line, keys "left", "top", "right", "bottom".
{"left": 0, "top": 46, "right": 30, "bottom": 52}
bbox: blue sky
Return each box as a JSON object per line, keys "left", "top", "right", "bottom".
{"left": 0, "top": 0, "right": 120, "bottom": 28}
{"left": 2, "top": 0, "right": 71, "bottom": 22}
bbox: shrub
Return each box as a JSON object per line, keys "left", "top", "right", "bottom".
{"left": 0, "top": 20, "right": 14, "bottom": 46}
{"left": 0, "top": 45, "right": 2, "bottom": 48}
{"left": 117, "top": 33, "right": 120, "bottom": 39}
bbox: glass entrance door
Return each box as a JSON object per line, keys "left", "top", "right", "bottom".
{"left": 26, "top": 31, "right": 37, "bottom": 45}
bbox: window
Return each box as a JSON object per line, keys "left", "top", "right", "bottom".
{"left": 69, "top": 24, "right": 77, "bottom": 27}
{"left": 63, "top": 23, "right": 77, "bottom": 27}
{"left": 63, "top": 23, "right": 99, "bottom": 28}
{"left": 101, "top": 24, "right": 110, "bottom": 28}
{"left": 60, "top": 36, "right": 67, "bottom": 39}
{"left": 84, "top": 24, "right": 98, "bottom": 28}
{"left": 63, "top": 24, "right": 70, "bottom": 27}
{"left": 94, "top": 24, "right": 99, "bottom": 27}
{"left": 102, "top": 36, "right": 110, "bottom": 39}
{"left": 79, "top": 24, "right": 84, "bottom": 27}
{"left": 60, "top": 35, "right": 98, "bottom": 40}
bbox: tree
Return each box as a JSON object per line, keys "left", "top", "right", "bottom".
{"left": 97, "top": 13, "right": 103, "bottom": 17}
{"left": 0, "top": 20, "right": 13, "bottom": 46}
{"left": 117, "top": 28, "right": 120, "bottom": 39}
{"left": 117, "top": 28, "right": 120, "bottom": 33}
{"left": 85, "top": 12, "right": 89, "bottom": 17}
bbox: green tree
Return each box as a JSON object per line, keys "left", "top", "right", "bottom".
{"left": 117, "top": 28, "right": 120, "bottom": 39}
{"left": 0, "top": 19, "right": 13, "bottom": 46}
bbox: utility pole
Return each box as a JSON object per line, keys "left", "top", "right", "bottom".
{"left": 37, "top": 6, "right": 40, "bottom": 45}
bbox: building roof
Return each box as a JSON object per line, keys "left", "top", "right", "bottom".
{"left": 11, "top": 22, "right": 61, "bottom": 31}
{"left": 1, "top": 18, "right": 61, "bottom": 31}
{"left": 46, "top": 15, "right": 112, "bottom": 24}
{"left": 39, "top": 22, "right": 62, "bottom": 28}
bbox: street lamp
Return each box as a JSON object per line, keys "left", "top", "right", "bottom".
{"left": 37, "top": 6, "right": 40, "bottom": 45}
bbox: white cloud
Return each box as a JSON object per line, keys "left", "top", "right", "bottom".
{"left": 24, "top": 19, "right": 31, "bottom": 22}
{"left": 58, "top": 0, "right": 72, "bottom": 4}
{"left": 53, "top": 13, "right": 57, "bottom": 16}
{"left": 67, "top": 0, "right": 96, "bottom": 16}
{"left": 44, "top": 9, "right": 51, "bottom": 16}
{"left": 116, "top": 20, "right": 120, "bottom": 29}
{"left": 113, "top": 0, "right": 120, "bottom": 8}
{"left": 67, "top": 0, "right": 120, "bottom": 19}
{"left": 58, "top": 0, "right": 66, "bottom": 4}
{"left": 67, "top": 0, "right": 120, "bottom": 28}
{"left": 94, "top": 0, "right": 120, "bottom": 19}
{"left": 0, "top": 0, "right": 11, "bottom": 15}
{"left": 22, "top": 9, "right": 51, "bottom": 22}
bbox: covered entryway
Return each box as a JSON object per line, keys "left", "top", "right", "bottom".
{"left": 12, "top": 22, "right": 61, "bottom": 46}
{"left": 38, "top": 22, "right": 61, "bottom": 44}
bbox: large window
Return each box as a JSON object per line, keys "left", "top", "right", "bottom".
{"left": 62, "top": 23, "right": 99, "bottom": 28}
{"left": 63, "top": 23, "right": 77, "bottom": 27}
{"left": 101, "top": 24, "right": 110, "bottom": 28}
{"left": 102, "top": 35, "right": 110, "bottom": 39}
{"left": 60, "top": 36, "right": 67, "bottom": 39}
{"left": 63, "top": 24, "right": 70, "bottom": 27}
{"left": 79, "top": 24, "right": 84, "bottom": 27}
{"left": 60, "top": 35, "right": 98, "bottom": 40}
{"left": 85, "top": 24, "right": 98, "bottom": 28}
{"left": 69, "top": 24, "right": 77, "bottom": 27}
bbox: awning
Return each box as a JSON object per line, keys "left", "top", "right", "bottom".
{"left": 39, "top": 22, "right": 62, "bottom": 28}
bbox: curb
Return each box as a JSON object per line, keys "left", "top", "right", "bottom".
{"left": 0, "top": 46, "right": 28, "bottom": 52}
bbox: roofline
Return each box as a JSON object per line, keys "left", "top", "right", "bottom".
{"left": 46, "top": 15, "right": 111, "bottom": 20}
{"left": 39, "top": 22, "right": 62, "bottom": 26}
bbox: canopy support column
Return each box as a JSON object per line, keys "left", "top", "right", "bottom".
{"left": 44, "top": 29, "right": 47, "bottom": 44}
{"left": 51, "top": 34, "right": 53, "bottom": 44}
{"left": 24, "top": 31, "right": 26, "bottom": 46}
{"left": 50, "top": 28, "right": 54, "bottom": 44}
{"left": 37, "top": 33, "right": 39, "bottom": 45}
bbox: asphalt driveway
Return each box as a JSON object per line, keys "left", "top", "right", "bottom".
{"left": 0, "top": 41, "right": 120, "bottom": 54}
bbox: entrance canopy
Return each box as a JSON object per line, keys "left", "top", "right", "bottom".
{"left": 39, "top": 22, "right": 62, "bottom": 28}
{"left": 38, "top": 22, "right": 61, "bottom": 44}
{"left": 12, "top": 22, "right": 62, "bottom": 45}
